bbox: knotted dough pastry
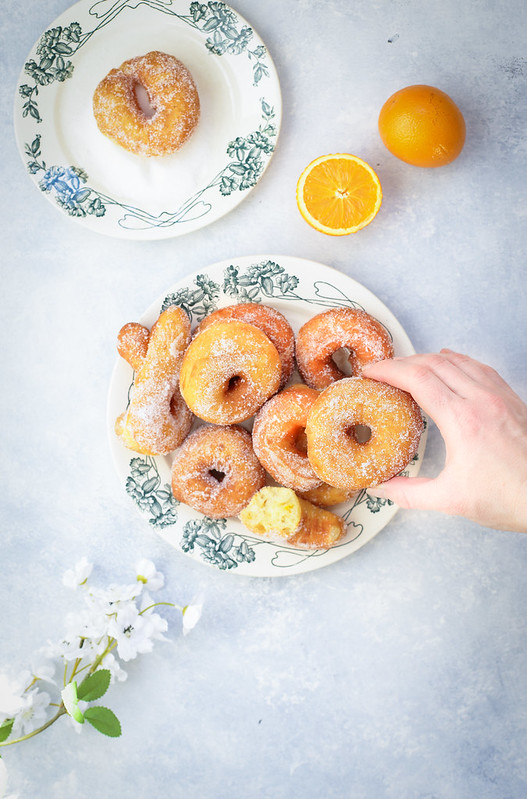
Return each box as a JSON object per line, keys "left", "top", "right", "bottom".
{"left": 115, "top": 306, "right": 193, "bottom": 455}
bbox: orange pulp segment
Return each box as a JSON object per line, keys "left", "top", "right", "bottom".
{"left": 296, "top": 154, "right": 382, "bottom": 236}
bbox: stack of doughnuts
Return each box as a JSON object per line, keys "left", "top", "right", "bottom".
{"left": 115, "top": 302, "right": 423, "bottom": 548}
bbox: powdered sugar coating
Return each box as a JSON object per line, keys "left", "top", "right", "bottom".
{"left": 92, "top": 51, "right": 200, "bottom": 157}
{"left": 171, "top": 424, "right": 265, "bottom": 518}
{"left": 194, "top": 303, "right": 295, "bottom": 388}
{"left": 115, "top": 306, "right": 193, "bottom": 455}
{"left": 296, "top": 307, "right": 394, "bottom": 389}
{"left": 179, "top": 320, "right": 282, "bottom": 424}
{"left": 306, "top": 377, "right": 423, "bottom": 491}
{"left": 252, "top": 384, "right": 322, "bottom": 492}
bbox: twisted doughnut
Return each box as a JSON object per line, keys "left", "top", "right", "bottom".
{"left": 115, "top": 306, "right": 192, "bottom": 455}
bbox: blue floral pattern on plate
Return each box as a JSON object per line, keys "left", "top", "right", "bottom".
{"left": 14, "top": 0, "right": 281, "bottom": 239}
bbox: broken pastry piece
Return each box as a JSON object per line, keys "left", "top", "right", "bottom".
{"left": 239, "top": 486, "right": 346, "bottom": 550}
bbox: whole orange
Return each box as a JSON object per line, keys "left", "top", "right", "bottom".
{"left": 378, "top": 85, "right": 466, "bottom": 167}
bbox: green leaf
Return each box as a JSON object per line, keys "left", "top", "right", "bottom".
{"left": 77, "top": 669, "right": 111, "bottom": 702}
{"left": 0, "top": 719, "right": 14, "bottom": 743}
{"left": 84, "top": 706, "right": 122, "bottom": 738}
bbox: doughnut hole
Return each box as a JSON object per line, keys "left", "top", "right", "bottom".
{"left": 348, "top": 423, "right": 372, "bottom": 444}
{"left": 331, "top": 347, "right": 355, "bottom": 376}
{"left": 287, "top": 425, "right": 308, "bottom": 456}
{"left": 225, "top": 374, "right": 246, "bottom": 397}
{"left": 208, "top": 468, "right": 226, "bottom": 483}
{"left": 133, "top": 82, "right": 156, "bottom": 118}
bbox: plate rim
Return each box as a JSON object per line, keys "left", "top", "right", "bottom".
{"left": 14, "top": 0, "right": 282, "bottom": 240}
{"left": 107, "top": 254, "right": 428, "bottom": 577}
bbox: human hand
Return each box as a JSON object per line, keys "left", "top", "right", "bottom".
{"left": 362, "top": 349, "right": 527, "bottom": 532}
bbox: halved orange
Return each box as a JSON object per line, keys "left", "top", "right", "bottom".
{"left": 296, "top": 153, "right": 382, "bottom": 236}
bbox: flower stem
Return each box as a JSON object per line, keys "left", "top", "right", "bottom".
{"left": 0, "top": 707, "right": 66, "bottom": 747}
{"left": 139, "top": 601, "right": 176, "bottom": 615}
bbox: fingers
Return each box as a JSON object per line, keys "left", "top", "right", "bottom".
{"left": 367, "top": 475, "right": 451, "bottom": 513}
{"left": 439, "top": 349, "right": 516, "bottom": 395}
{"left": 362, "top": 351, "right": 513, "bottom": 417}
{"left": 362, "top": 354, "right": 461, "bottom": 423}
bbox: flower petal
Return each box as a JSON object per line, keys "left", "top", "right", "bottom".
{"left": 182, "top": 602, "right": 203, "bottom": 635}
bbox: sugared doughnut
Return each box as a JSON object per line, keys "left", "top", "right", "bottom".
{"left": 305, "top": 377, "right": 423, "bottom": 491}
{"left": 171, "top": 425, "right": 265, "bottom": 518}
{"left": 194, "top": 304, "right": 295, "bottom": 388}
{"left": 296, "top": 307, "right": 394, "bottom": 389}
{"left": 299, "top": 483, "right": 357, "bottom": 507}
{"left": 179, "top": 320, "right": 282, "bottom": 424}
{"left": 115, "top": 306, "right": 193, "bottom": 455}
{"left": 239, "top": 486, "right": 346, "bottom": 549}
{"left": 252, "top": 384, "right": 322, "bottom": 492}
{"left": 93, "top": 51, "right": 200, "bottom": 156}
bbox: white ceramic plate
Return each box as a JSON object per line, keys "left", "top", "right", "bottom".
{"left": 14, "top": 0, "right": 281, "bottom": 239}
{"left": 107, "top": 256, "right": 427, "bottom": 576}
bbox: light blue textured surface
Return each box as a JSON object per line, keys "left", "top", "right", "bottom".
{"left": 1, "top": 1, "right": 526, "bottom": 797}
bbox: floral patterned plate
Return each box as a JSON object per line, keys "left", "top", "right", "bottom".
{"left": 14, "top": 0, "right": 281, "bottom": 239}
{"left": 107, "top": 256, "right": 428, "bottom": 576}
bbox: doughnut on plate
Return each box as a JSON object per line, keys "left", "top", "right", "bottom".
{"left": 107, "top": 255, "right": 428, "bottom": 576}
{"left": 14, "top": 0, "right": 281, "bottom": 239}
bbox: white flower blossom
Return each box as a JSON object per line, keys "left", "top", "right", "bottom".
{"left": 53, "top": 634, "right": 101, "bottom": 664}
{"left": 0, "top": 557, "right": 197, "bottom": 754}
{"left": 64, "top": 603, "right": 109, "bottom": 643}
{"left": 142, "top": 610, "right": 169, "bottom": 644}
{"left": 107, "top": 604, "right": 167, "bottom": 662}
{"left": 62, "top": 558, "right": 93, "bottom": 589}
{"left": 92, "top": 582, "right": 141, "bottom": 607}
{"left": 182, "top": 600, "right": 203, "bottom": 636}
{"left": 10, "top": 688, "right": 51, "bottom": 738}
{"left": 30, "top": 654, "right": 56, "bottom": 685}
{"left": 0, "top": 674, "right": 26, "bottom": 723}
{"left": 103, "top": 653, "right": 127, "bottom": 683}
{"left": 139, "top": 590, "right": 154, "bottom": 612}
{"left": 135, "top": 559, "right": 164, "bottom": 592}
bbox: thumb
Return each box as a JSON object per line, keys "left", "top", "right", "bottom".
{"left": 366, "top": 475, "right": 445, "bottom": 511}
